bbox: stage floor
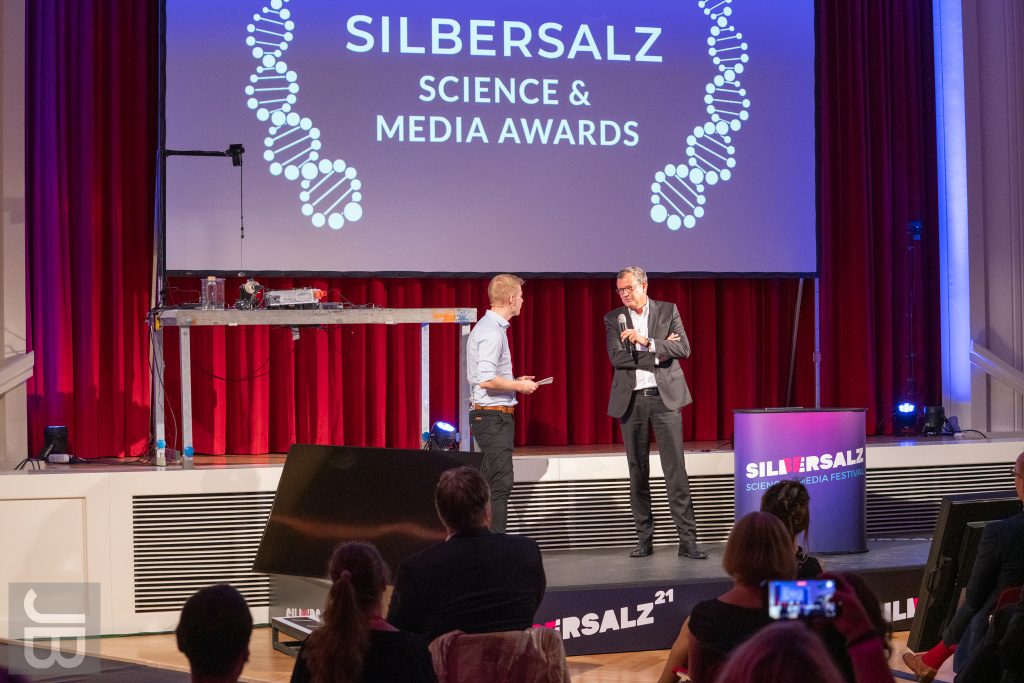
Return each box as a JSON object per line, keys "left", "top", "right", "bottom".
{"left": 533, "top": 539, "right": 928, "bottom": 655}
{"left": 542, "top": 538, "right": 931, "bottom": 590}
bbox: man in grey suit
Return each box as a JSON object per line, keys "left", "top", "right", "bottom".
{"left": 604, "top": 266, "right": 706, "bottom": 559}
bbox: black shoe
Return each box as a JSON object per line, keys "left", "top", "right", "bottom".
{"left": 630, "top": 539, "right": 654, "bottom": 558}
{"left": 678, "top": 540, "right": 708, "bottom": 559}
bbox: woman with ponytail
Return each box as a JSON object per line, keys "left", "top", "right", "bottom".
{"left": 761, "top": 479, "right": 824, "bottom": 579}
{"left": 290, "top": 542, "right": 436, "bottom": 683}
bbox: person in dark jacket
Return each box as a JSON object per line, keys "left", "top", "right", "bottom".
{"left": 604, "top": 266, "right": 706, "bottom": 560}
{"left": 904, "top": 452, "right": 1024, "bottom": 682}
{"left": 387, "top": 466, "right": 546, "bottom": 642}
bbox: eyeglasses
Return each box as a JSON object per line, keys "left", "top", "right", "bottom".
{"left": 1014, "top": 468, "right": 1023, "bottom": 479}
{"left": 615, "top": 284, "right": 642, "bottom": 296}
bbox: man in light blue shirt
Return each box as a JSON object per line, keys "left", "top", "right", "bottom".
{"left": 467, "top": 274, "right": 539, "bottom": 533}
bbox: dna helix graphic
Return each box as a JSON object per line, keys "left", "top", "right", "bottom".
{"left": 245, "top": 0, "right": 363, "bottom": 230}
{"left": 651, "top": 0, "right": 749, "bottom": 231}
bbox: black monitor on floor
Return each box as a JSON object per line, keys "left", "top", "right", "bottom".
{"left": 253, "top": 444, "right": 482, "bottom": 579}
{"left": 907, "top": 490, "right": 1022, "bottom": 651}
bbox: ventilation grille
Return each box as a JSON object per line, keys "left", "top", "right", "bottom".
{"left": 128, "top": 463, "right": 1014, "bottom": 603}
{"left": 509, "top": 462, "right": 1016, "bottom": 550}
{"left": 865, "top": 462, "right": 1013, "bottom": 536}
{"left": 132, "top": 492, "right": 274, "bottom": 613}
{"left": 509, "top": 475, "right": 734, "bottom": 549}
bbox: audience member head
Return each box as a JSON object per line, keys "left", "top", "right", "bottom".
{"left": 761, "top": 479, "right": 812, "bottom": 550}
{"left": 715, "top": 621, "right": 846, "bottom": 683}
{"left": 175, "top": 584, "right": 252, "bottom": 683}
{"left": 304, "top": 541, "right": 392, "bottom": 683}
{"left": 723, "top": 511, "right": 798, "bottom": 586}
{"left": 435, "top": 465, "right": 491, "bottom": 533}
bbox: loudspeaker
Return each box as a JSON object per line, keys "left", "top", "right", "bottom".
{"left": 922, "top": 406, "right": 946, "bottom": 435}
{"left": 43, "top": 425, "right": 68, "bottom": 454}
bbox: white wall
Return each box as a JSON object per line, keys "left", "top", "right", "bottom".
{"left": 963, "top": 0, "right": 1024, "bottom": 432}
{"left": 937, "top": 0, "right": 1024, "bottom": 433}
{"left": 0, "top": 0, "right": 28, "bottom": 467}
{"left": 0, "top": 465, "right": 282, "bottom": 638}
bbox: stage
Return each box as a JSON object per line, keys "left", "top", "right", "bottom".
{"left": 0, "top": 434, "right": 1020, "bottom": 654}
{"left": 535, "top": 539, "right": 928, "bottom": 655}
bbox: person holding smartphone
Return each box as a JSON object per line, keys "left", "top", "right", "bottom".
{"left": 655, "top": 512, "right": 796, "bottom": 683}
{"left": 724, "top": 572, "right": 894, "bottom": 683}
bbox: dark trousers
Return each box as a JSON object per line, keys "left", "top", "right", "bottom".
{"left": 471, "top": 409, "right": 515, "bottom": 533}
{"left": 620, "top": 392, "right": 697, "bottom": 543}
{"left": 945, "top": 600, "right": 986, "bottom": 673}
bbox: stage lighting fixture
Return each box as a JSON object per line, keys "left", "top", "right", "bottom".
{"left": 423, "top": 421, "right": 458, "bottom": 451}
{"left": 895, "top": 402, "right": 918, "bottom": 434}
{"left": 922, "top": 406, "right": 947, "bottom": 436}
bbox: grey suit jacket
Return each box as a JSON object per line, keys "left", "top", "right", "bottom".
{"left": 604, "top": 299, "right": 693, "bottom": 418}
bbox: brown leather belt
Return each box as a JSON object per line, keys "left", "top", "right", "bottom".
{"left": 474, "top": 404, "right": 514, "bottom": 414}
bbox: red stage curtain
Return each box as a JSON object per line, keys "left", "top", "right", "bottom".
{"left": 817, "top": 0, "right": 941, "bottom": 434}
{"left": 25, "top": 0, "right": 157, "bottom": 458}
{"left": 26, "top": 0, "right": 941, "bottom": 457}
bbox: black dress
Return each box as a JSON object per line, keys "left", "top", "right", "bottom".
{"left": 290, "top": 629, "right": 437, "bottom": 683}
{"left": 688, "top": 599, "right": 773, "bottom": 664}
{"left": 796, "top": 547, "right": 823, "bottom": 579}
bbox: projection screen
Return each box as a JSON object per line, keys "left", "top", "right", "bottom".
{"left": 164, "top": 0, "right": 816, "bottom": 275}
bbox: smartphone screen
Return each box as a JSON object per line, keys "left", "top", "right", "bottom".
{"left": 766, "top": 579, "right": 837, "bottom": 619}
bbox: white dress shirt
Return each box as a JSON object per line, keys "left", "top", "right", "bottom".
{"left": 630, "top": 302, "right": 658, "bottom": 390}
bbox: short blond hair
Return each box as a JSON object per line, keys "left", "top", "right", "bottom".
{"left": 487, "top": 274, "right": 524, "bottom": 307}
{"left": 722, "top": 511, "right": 798, "bottom": 586}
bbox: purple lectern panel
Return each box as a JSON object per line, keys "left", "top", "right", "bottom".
{"left": 734, "top": 409, "right": 867, "bottom": 553}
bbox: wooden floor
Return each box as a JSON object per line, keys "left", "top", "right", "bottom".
{"left": 40, "top": 628, "right": 950, "bottom": 682}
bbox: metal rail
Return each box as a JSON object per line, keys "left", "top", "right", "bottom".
{"left": 151, "top": 308, "right": 476, "bottom": 466}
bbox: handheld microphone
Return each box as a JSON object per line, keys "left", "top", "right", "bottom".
{"left": 617, "top": 314, "right": 630, "bottom": 350}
